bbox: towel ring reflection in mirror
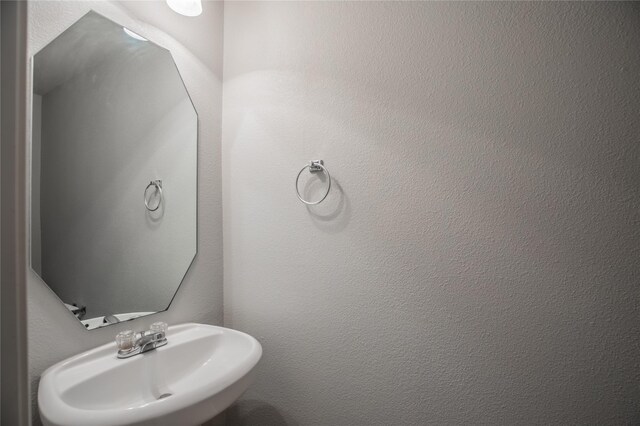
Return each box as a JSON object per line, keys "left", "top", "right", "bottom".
{"left": 295, "top": 160, "right": 331, "bottom": 205}
{"left": 144, "top": 180, "right": 163, "bottom": 212}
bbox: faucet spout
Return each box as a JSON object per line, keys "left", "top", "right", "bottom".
{"left": 138, "top": 331, "right": 165, "bottom": 353}
{"left": 115, "top": 322, "right": 168, "bottom": 359}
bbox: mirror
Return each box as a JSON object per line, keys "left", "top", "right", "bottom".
{"left": 30, "top": 11, "right": 197, "bottom": 330}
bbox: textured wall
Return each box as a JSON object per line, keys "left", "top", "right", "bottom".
{"left": 26, "top": 1, "right": 224, "bottom": 424}
{"left": 222, "top": 2, "right": 640, "bottom": 425}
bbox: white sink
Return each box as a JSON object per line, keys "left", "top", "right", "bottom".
{"left": 38, "top": 323, "right": 262, "bottom": 426}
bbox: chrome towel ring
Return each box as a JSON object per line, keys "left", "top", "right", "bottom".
{"left": 295, "top": 160, "right": 331, "bottom": 205}
{"left": 144, "top": 180, "right": 163, "bottom": 211}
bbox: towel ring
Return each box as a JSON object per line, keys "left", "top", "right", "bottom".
{"left": 295, "top": 160, "right": 331, "bottom": 205}
{"left": 144, "top": 180, "right": 163, "bottom": 212}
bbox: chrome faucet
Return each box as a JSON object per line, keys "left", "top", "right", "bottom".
{"left": 115, "top": 322, "right": 168, "bottom": 359}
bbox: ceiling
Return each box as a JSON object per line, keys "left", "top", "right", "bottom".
{"left": 116, "top": 0, "right": 223, "bottom": 75}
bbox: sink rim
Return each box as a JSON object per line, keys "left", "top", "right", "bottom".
{"left": 38, "top": 323, "right": 262, "bottom": 426}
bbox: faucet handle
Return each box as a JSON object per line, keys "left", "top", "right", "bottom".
{"left": 150, "top": 322, "right": 168, "bottom": 336}
{"left": 115, "top": 330, "right": 136, "bottom": 352}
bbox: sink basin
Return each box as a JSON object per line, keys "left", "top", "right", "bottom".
{"left": 38, "top": 323, "right": 262, "bottom": 426}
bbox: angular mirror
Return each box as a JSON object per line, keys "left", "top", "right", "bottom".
{"left": 30, "top": 11, "right": 197, "bottom": 330}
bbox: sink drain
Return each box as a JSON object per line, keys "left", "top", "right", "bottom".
{"left": 157, "top": 393, "right": 172, "bottom": 400}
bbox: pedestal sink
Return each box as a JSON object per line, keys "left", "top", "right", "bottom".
{"left": 38, "top": 323, "right": 262, "bottom": 426}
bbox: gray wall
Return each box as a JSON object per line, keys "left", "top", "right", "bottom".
{"left": 1, "top": 1, "right": 30, "bottom": 424}
{"left": 222, "top": 2, "right": 640, "bottom": 425}
{"left": 26, "top": 1, "right": 224, "bottom": 424}
{"left": 36, "top": 32, "right": 196, "bottom": 319}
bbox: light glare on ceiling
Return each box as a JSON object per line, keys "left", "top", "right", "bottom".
{"left": 166, "top": 0, "right": 203, "bottom": 17}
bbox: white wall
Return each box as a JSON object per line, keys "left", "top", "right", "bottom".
{"left": 26, "top": 1, "right": 224, "bottom": 424}
{"left": 222, "top": 2, "right": 640, "bottom": 424}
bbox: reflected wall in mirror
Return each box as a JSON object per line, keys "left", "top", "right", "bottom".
{"left": 31, "top": 11, "right": 197, "bottom": 330}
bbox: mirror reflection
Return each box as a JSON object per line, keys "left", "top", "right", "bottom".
{"left": 31, "top": 11, "right": 197, "bottom": 330}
